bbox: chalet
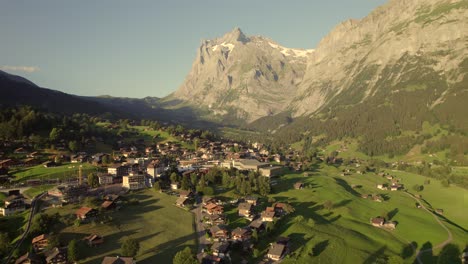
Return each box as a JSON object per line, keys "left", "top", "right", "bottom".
{"left": 23, "top": 158, "right": 39, "bottom": 167}
{"left": 205, "top": 203, "right": 224, "bottom": 215}
{"left": 390, "top": 184, "right": 401, "bottom": 191}
{"left": 249, "top": 218, "right": 265, "bottom": 231}
{"left": 370, "top": 217, "right": 385, "bottom": 227}
{"left": 104, "top": 194, "right": 120, "bottom": 202}
{"left": 261, "top": 208, "right": 275, "bottom": 222}
{"left": 376, "top": 184, "right": 387, "bottom": 190}
{"left": 178, "top": 190, "right": 193, "bottom": 198}
{"left": 15, "top": 252, "right": 42, "bottom": 264}
{"left": 372, "top": 195, "right": 383, "bottom": 202}
{"left": 267, "top": 243, "right": 286, "bottom": 261}
{"left": 294, "top": 182, "right": 304, "bottom": 189}
{"left": 211, "top": 241, "right": 230, "bottom": 258}
{"left": 101, "top": 256, "right": 136, "bottom": 264}
{"left": 273, "top": 202, "right": 289, "bottom": 215}
{"left": 202, "top": 197, "right": 218, "bottom": 206}
{"left": 32, "top": 234, "right": 49, "bottom": 252}
{"left": 176, "top": 197, "right": 190, "bottom": 208}
{"left": 147, "top": 160, "right": 164, "bottom": 178}
{"left": 0, "top": 159, "right": 15, "bottom": 168}
{"left": 84, "top": 234, "right": 104, "bottom": 247}
{"left": 259, "top": 166, "right": 283, "bottom": 177}
{"left": 43, "top": 161, "right": 58, "bottom": 168}
{"left": 122, "top": 173, "right": 146, "bottom": 190}
{"left": 75, "top": 207, "right": 98, "bottom": 221}
{"left": 231, "top": 227, "right": 251, "bottom": 242}
{"left": 244, "top": 196, "right": 258, "bottom": 206}
{"left": 71, "top": 154, "right": 88, "bottom": 163}
{"left": 0, "top": 194, "right": 26, "bottom": 216}
{"left": 210, "top": 225, "right": 229, "bottom": 241}
{"left": 462, "top": 250, "right": 468, "bottom": 263}
{"left": 238, "top": 202, "right": 252, "bottom": 217}
{"left": 44, "top": 247, "right": 67, "bottom": 264}
{"left": 206, "top": 214, "right": 226, "bottom": 225}
{"left": 200, "top": 254, "right": 222, "bottom": 264}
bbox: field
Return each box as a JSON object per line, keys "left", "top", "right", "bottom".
{"left": 236, "top": 165, "right": 468, "bottom": 263}
{"left": 11, "top": 163, "right": 98, "bottom": 183}
{"left": 130, "top": 126, "right": 194, "bottom": 149}
{"left": 46, "top": 190, "right": 196, "bottom": 263}
{"left": 22, "top": 185, "right": 55, "bottom": 198}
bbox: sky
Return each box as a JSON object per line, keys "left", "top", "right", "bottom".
{"left": 0, "top": 0, "right": 387, "bottom": 98}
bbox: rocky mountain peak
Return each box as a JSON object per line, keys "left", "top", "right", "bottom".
{"left": 221, "top": 27, "right": 250, "bottom": 44}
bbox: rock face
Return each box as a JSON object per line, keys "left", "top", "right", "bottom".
{"left": 170, "top": 0, "right": 468, "bottom": 123}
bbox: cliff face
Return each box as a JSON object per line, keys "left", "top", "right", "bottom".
{"left": 169, "top": 0, "right": 468, "bottom": 123}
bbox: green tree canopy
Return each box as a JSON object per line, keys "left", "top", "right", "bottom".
{"left": 173, "top": 247, "right": 197, "bottom": 264}
{"left": 121, "top": 237, "right": 140, "bottom": 257}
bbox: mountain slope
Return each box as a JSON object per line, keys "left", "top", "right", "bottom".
{"left": 167, "top": 28, "right": 312, "bottom": 123}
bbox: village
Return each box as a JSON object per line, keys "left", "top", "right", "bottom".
{"left": 0, "top": 125, "right": 466, "bottom": 264}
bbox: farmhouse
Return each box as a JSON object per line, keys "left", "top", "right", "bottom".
{"left": 244, "top": 196, "right": 258, "bottom": 206}
{"left": 238, "top": 202, "right": 252, "bottom": 217}
{"left": 294, "top": 182, "right": 304, "bottom": 189}
{"left": 206, "top": 214, "right": 226, "bottom": 225}
{"left": 0, "top": 194, "right": 26, "bottom": 216}
{"left": 204, "top": 203, "right": 224, "bottom": 215}
{"left": 231, "top": 227, "right": 252, "bottom": 242}
{"left": 267, "top": 243, "right": 286, "bottom": 261}
{"left": 75, "top": 207, "right": 98, "bottom": 221}
{"left": 261, "top": 208, "right": 275, "bottom": 222}
{"left": 32, "top": 234, "right": 49, "bottom": 252}
{"left": 83, "top": 234, "right": 104, "bottom": 247}
{"left": 211, "top": 241, "right": 230, "bottom": 258}
{"left": 376, "top": 184, "right": 387, "bottom": 190}
{"left": 371, "top": 217, "right": 385, "bottom": 227}
{"left": 176, "top": 197, "right": 190, "bottom": 208}
{"left": 44, "top": 247, "right": 68, "bottom": 264}
{"left": 210, "top": 225, "right": 229, "bottom": 241}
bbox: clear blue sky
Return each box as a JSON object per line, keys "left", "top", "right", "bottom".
{"left": 0, "top": 0, "right": 386, "bottom": 98}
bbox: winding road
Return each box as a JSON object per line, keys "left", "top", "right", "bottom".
{"left": 191, "top": 195, "right": 208, "bottom": 254}
{"left": 403, "top": 191, "right": 453, "bottom": 264}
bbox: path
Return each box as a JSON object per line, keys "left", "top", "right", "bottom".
{"left": 403, "top": 191, "right": 453, "bottom": 264}
{"left": 191, "top": 195, "right": 208, "bottom": 254}
{"left": 4, "top": 192, "right": 46, "bottom": 264}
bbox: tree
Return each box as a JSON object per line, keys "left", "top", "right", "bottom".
{"left": 170, "top": 172, "right": 179, "bottom": 184}
{"left": 203, "top": 186, "right": 214, "bottom": 196}
{"left": 87, "top": 173, "right": 99, "bottom": 188}
{"left": 437, "top": 243, "right": 461, "bottom": 264}
{"left": 251, "top": 229, "right": 258, "bottom": 243}
{"left": 173, "top": 247, "right": 197, "bottom": 264}
{"left": 30, "top": 213, "right": 55, "bottom": 235}
{"left": 153, "top": 181, "right": 161, "bottom": 191}
{"left": 68, "top": 239, "right": 81, "bottom": 262}
{"left": 181, "top": 176, "right": 190, "bottom": 190}
{"left": 49, "top": 127, "right": 61, "bottom": 142}
{"left": 387, "top": 255, "right": 404, "bottom": 264}
{"left": 47, "top": 233, "right": 61, "bottom": 249}
{"left": 121, "top": 237, "right": 140, "bottom": 257}
{"left": 68, "top": 140, "right": 79, "bottom": 152}
{"left": 102, "top": 155, "right": 110, "bottom": 165}
{"left": 0, "top": 233, "right": 10, "bottom": 257}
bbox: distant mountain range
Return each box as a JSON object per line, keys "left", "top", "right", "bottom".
{"left": 2, "top": 0, "right": 467, "bottom": 145}
{"left": 167, "top": 0, "right": 468, "bottom": 131}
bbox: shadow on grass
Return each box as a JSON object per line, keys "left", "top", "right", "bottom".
{"left": 363, "top": 246, "right": 386, "bottom": 264}
{"left": 140, "top": 233, "right": 197, "bottom": 263}
{"left": 333, "top": 199, "right": 352, "bottom": 209}
{"left": 418, "top": 241, "right": 437, "bottom": 264}
{"left": 333, "top": 178, "right": 360, "bottom": 197}
{"left": 401, "top": 241, "right": 417, "bottom": 259}
{"left": 388, "top": 208, "right": 399, "bottom": 220}
{"left": 312, "top": 240, "right": 329, "bottom": 256}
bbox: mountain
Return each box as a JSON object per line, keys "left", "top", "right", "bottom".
{"left": 169, "top": 0, "right": 468, "bottom": 130}
{"left": 0, "top": 70, "right": 117, "bottom": 116}
{"left": 166, "top": 27, "right": 313, "bottom": 123}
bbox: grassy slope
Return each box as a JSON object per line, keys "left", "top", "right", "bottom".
{"left": 22, "top": 185, "right": 55, "bottom": 198}
{"left": 249, "top": 165, "right": 468, "bottom": 263}
{"left": 131, "top": 126, "right": 194, "bottom": 150}
{"left": 11, "top": 163, "right": 97, "bottom": 183}
{"left": 47, "top": 190, "right": 196, "bottom": 264}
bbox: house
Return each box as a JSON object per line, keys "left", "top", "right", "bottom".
{"left": 205, "top": 203, "right": 224, "bottom": 215}
{"left": 15, "top": 252, "right": 43, "bottom": 264}
{"left": 44, "top": 247, "right": 67, "bottom": 264}
{"left": 231, "top": 227, "right": 251, "bottom": 242}
{"left": 178, "top": 190, "right": 193, "bottom": 198}
{"left": 390, "top": 184, "right": 402, "bottom": 191}
{"left": 383, "top": 221, "right": 397, "bottom": 230}
{"left": 98, "top": 174, "right": 114, "bottom": 186}
{"left": 249, "top": 218, "right": 265, "bottom": 231}
{"left": 176, "top": 197, "right": 190, "bottom": 208}
{"left": 101, "top": 256, "right": 136, "bottom": 264}
{"left": 107, "top": 164, "right": 129, "bottom": 178}
{"left": 259, "top": 166, "right": 283, "bottom": 177}
{"left": 32, "top": 234, "right": 49, "bottom": 252}
{"left": 0, "top": 194, "right": 26, "bottom": 216}
{"left": 210, "top": 225, "right": 229, "bottom": 241}
{"left": 244, "top": 196, "right": 258, "bottom": 206}
{"left": 104, "top": 194, "right": 120, "bottom": 202}
{"left": 84, "top": 234, "right": 104, "bottom": 247}
{"left": 376, "top": 184, "right": 387, "bottom": 190}
{"left": 261, "top": 208, "right": 275, "bottom": 222}
{"left": 294, "top": 182, "right": 304, "bottom": 189}
{"left": 211, "top": 241, "right": 230, "bottom": 258}
{"left": 273, "top": 202, "right": 289, "bottom": 216}
{"left": 206, "top": 214, "right": 226, "bottom": 225}
{"left": 75, "top": 207, "right": 98, "bottom": 221}
{"left": 370, "top": 217, "right": 385, "bottom": 227}
{"left": 462, "top": 250, "right": 468, "bottom": 263}
{"left": 122, "top": 173, "right": 146, "bottom": 190}
{"left": 232, "top": 159, "right": 269, "bottom": 171}
{"left": 267, "top": 243, "right": 286, "bottom": 261}
{"left": 238, "top": 203, "right": 252, "bottom": 217}
{"left": 147, "top": 160, "right": 165, "bottom": 178}
{"left": 372, "top": 195, "right": 383, "bottom": 202}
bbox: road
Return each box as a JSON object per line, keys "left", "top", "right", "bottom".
{"left": 4, "top": 192, "right": 46, "bottom": 264}
{"left": 403, "top": 192, "right": 453, "bottom": 264}
{"left": 191, "top": 195, "right": 208, "bottom": 254}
